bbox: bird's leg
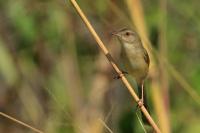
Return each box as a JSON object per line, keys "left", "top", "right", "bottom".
{"left": 137, "top": 82, "right": 144, "bottom": 108}
{"left": 121, "top": 71, "right": 128, "bottom": 75}
{"left": 114, "top": 71, "right": 128, "bottom": 79}
{"left": 141, "top": 83, "right": 144, "bottom": 104}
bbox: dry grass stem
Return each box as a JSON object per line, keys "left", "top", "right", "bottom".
{"left": 70, "top": 0, "right": 161, "bottom": 132}
{"left": 157, "top": 0, "right": 171, "bottom": 132}
{"left": 0, "top": 112, "right": 44, "bottom": 133}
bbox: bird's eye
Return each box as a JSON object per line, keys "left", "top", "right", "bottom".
{"left": 125, "top": 32, "right": 130, "bottom": 36}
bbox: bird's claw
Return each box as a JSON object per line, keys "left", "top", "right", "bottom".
{"left": 137, "top": 99, "right": 144, "bottom": 109}
{"left": 114, "top": 71, "right": 128, "bottom": 79}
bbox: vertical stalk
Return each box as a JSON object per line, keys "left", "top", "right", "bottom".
{"left": 158, "top": 0, "right": 171, "bottom": 132}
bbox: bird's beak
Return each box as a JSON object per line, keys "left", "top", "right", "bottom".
{"left": 111, "top": 31, "right": 120, "bottom": 37}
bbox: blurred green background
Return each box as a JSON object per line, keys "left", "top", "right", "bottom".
{"left": 0, "top": 0, "right": 200, "bottom": 133}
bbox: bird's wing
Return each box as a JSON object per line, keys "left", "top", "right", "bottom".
{"left": 143, "top": 49, "right": 150, "bottom": 67}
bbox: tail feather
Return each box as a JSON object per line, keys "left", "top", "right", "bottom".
{"left": 138, "top": 84, "right": 150, "bottom": 125}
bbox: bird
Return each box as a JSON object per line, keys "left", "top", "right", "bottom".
{"left": 112, "top": 28, "right": 150, "bottom": 124}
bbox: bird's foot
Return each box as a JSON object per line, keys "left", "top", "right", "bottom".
{"left": 114, "top": 71, "right": 128, "bottom": 79}
{"left": 137, "top": 99, "right": 144, "bottom": 109}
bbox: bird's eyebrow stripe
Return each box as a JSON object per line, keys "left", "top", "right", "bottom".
{"left": 118, "top": 27, "right": 129, "bottom": 32}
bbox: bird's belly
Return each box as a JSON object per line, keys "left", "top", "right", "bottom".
{"left": 130, "top": 58, "right": 147, "bottom": 72}
{"left": 121, "top": 46, "right": 149, "bottom": 82}
{"left": 127, "top": 56, "right": 148, "bottom": 82}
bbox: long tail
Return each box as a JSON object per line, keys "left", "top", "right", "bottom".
{"left": 138, "top": 84, "right": 150, "bottom": 125}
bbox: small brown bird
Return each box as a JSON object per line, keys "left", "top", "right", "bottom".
{"left": 112, "top": 28, "right": 150, "bottom": 124}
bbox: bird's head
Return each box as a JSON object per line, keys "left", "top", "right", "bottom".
{"left": 112, "top": 28, "right": 140, "bottom": 44}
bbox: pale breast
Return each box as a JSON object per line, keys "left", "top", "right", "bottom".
{"left": 123, "top": 43, "right": 149, "bottom": 82}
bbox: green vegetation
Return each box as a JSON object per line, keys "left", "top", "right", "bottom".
{"left": 0, "top": 0, "right": 200, "bottom": 132}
